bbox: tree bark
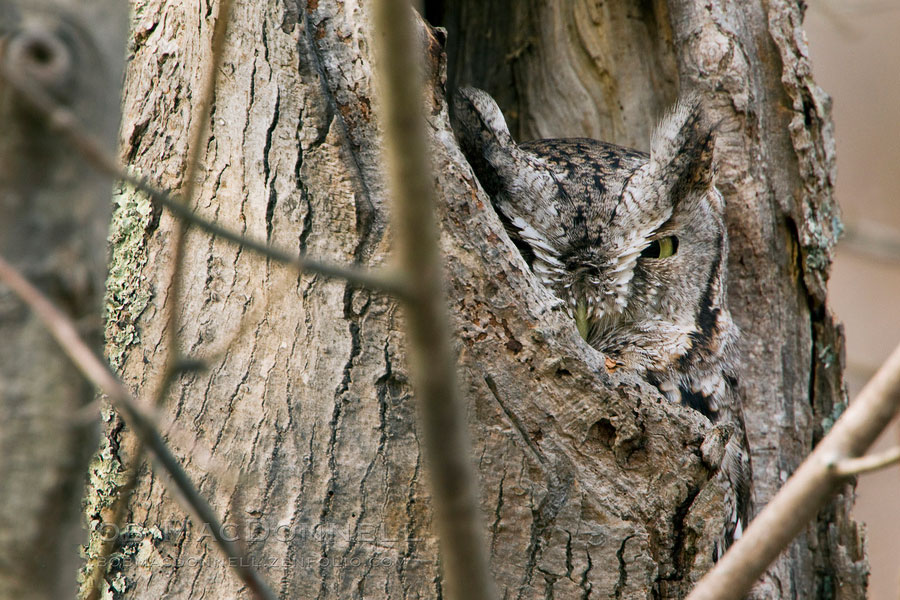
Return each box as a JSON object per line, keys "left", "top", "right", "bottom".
{"left": 435, "top": 1, "right": 868, "bottom": 597}
{"left": 84, "top": 0, "right": 866, "bottom": 598}
{"left": 0, "top": 2, "right": 126, "bottom": 599}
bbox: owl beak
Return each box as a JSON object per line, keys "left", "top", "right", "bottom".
{"left": 574, "top": 298, "right": 590, "bottom": 341}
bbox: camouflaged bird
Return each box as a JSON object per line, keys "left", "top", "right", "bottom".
{"left": 452, "top": 87, "right": 751, "bottom": 560}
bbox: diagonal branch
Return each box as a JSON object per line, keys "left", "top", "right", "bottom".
{"left": 162, "top": 0, "right": 235, "bottom": 367}
{"left": 0, "top": 255, "right": 278, "bottom": 600}
{"left": 0, "top": 60, "right": 409, "bottom": 299}
{"left": 687, "top": 341, "right": 900, "bottom": 600}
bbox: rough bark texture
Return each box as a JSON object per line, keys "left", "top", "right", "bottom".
{"left": 435, "top": 0, "right": 867, "bottom": 598}
{"left": 0, "top": 2, "right": 126, "bottom": 599}
{"left": 84, "top": 0, "right": 865, "bottom": 598}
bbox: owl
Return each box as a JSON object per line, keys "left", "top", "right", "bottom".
{"left": 452, "top": 87, "right": 751, "bottom": 560}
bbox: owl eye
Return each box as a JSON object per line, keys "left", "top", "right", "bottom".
{"left": 641, "top": 235, "right": 679, "bottom": 259}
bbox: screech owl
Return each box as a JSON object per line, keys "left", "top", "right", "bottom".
{"left": 451, "top": 87, "right": 751, "bottom": 560}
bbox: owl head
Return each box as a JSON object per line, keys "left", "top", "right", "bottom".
{"left": 452, "top": 87, "right": 732, "bottom": 372}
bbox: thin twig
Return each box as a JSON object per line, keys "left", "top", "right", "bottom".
{"left": 142, "top": 182, "right": 408, "bottom": 295}
{"left": 0, "top": 59, "right": 409, "bottom": 299}
{"left": 0, "top": 255, "right": 278, "bottom": 600}
{"left": 830, "top": 444, "right": 900, "bottom": 477}
{"left": 686, "top": 341, "right": 900, "bottom": 600}
{"left": 84, "top": 370, "right": 182, "bottom": 600}
{"left": 373, "top": 2, "right": 498, "bottom": 600}
{"left": 842, "top": 222, "right": 900, "bottom": 265}
{"left": 164, "top": 0, "right": 233, "bottom": 366}
{"left": 83, "top": 448, "right": 145, "bottom": 600}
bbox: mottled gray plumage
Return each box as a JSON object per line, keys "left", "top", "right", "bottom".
{"left": 452, "top": 87, "right": 751, "bottom": 560}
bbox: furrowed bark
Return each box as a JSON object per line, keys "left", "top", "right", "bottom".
{"left": 435, "top": 0, "right": 866, "bottom": 597}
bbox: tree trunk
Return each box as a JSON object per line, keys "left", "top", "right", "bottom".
{"left": 0, "top": 2, "right": 126, "bottom": 599}
{"left": 83, "top": 1, "right": 867, "bottom": 598}
{"left": 434, "top": 3, "right": 869, "bottom": 597}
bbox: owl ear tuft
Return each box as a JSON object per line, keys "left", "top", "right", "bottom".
{"left": 648, "top": 93, "right": 716, "bottom": 195}
{"left": 452, "top": 88, "right": 568, "bottom": 264}
{"left": 451, "top": 87, "right": 521, "bottom": 198}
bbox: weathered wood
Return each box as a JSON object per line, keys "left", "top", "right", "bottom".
{"left": 0, "top": 2, "right": 126, "bottom": 599}
{"left": 436, "top": 0, "right": 867, "bottom": 597}
{"left": 435, "top": 0, "right": 678, "bottom": 147}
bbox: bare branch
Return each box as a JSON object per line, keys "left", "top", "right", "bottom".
{"left": 830, "top": 444, "right": 900, "bottom": 477}
{"left": 0, "top": 255, "right": 278, "bottom": 600}
{"left": 687, "top": 341, "right": 900, "bottom": 600}
{"left": 0, "top": 60, "right": 409, "bottom": 299}
{"left": 163, "top": 0, "right": 233, "bottom": 364}
{"left": 842, "top": 222, "right": 900, "bottom": 265}
{"left": 82, "top": 449, "right": 145, "bottom": 600}
{"left": 373, "top": 2, "right": 497, "bottom": 600}
{"left": 143, "top": 183, "right": 409, "bottom": 295}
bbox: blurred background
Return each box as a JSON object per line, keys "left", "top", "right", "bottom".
{"left": 805, "top": 2, "right": 900, "bottom": 597}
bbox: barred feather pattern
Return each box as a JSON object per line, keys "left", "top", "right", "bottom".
{"left": 452, "top": 87, "right": 752, "bottom": 562}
